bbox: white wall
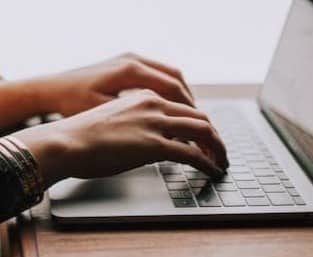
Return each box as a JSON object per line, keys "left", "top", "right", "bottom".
{"left": 0, "top": 0, "right": 292, "bottom": 84}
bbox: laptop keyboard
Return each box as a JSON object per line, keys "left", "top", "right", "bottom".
{"left": 158, "top": 109, "right": 306, "bottom": 208}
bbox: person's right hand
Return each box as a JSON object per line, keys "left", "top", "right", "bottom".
{"left": 12, "top": 90, "right": 228, "bottom": 189}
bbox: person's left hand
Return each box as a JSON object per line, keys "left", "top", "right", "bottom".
{"left": 32, "top": 53, "right": 194, "bottom": 116}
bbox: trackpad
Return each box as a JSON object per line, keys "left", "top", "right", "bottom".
{"left": 115, "top": 165, "right": 159, "bottom": 178}
{"left": 49, "top": 165, "right": 172, "bottom": 217}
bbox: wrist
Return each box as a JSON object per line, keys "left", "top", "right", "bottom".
{"left": 22, "top": 77, "right": 60, "bottom": 114}
{"left": 1, "top": 79, "right": 54, "bottom": 114}
{"left": 11, "top": 123, "right": 69, "bottom": 189}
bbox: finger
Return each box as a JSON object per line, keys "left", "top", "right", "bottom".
{"left": 124, "top": 53, "right": 194, "bottom": 101}
{"left": 122, "top": 61, "right": 194, "bottom": 107}
{"left": 160, "top": 99, "right": 210, "bottom": 122}
{"left": 159, "top": 100, "right": 222, "bottom": 136}
{"left": 161, "top": 117, "right": 228, "bottom": 170}
{"left": 158, "top": 138, "right": 225, "bottom": 178}
{"left": 158, "top": 100, "right": 228, "bottom": 166}
{"left": 143, "top": 96, "right": 219, "bottom": 140}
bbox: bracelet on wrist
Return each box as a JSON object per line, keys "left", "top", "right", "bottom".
{"left": 0, "top": 136, "right": 44, "bottom": 209}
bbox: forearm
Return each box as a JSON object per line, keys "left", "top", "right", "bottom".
{"left": 0, "top": 80, "right": 46, "bottom": 128}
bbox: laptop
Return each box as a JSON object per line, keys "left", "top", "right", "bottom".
{"left": 49, "top": 0, "right": 313, "bottom": 224}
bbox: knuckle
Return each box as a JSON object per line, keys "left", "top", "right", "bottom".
{"left": 198, "top": 111, "right": 209, "bottom": 121}
{"left": 198, "top": 121, "right": 212, "bottom": 133}
{"left": 173, "top": 68, "right": 183, "bottom": 78}
{"left": 122, "top": 52, "right": 139, "bottom": 60}
{"left": 143, "top": 113, "right": 166, "bottom": 128}
{"left": 149, "top": 135, "right": 166, "bottom": 150}
{"left": 168, "top": 81, "right": 183, "bottom": 95}
{"left": 121, "top": 60, "right": 141, "bottom": 75}
{"left": 140, "top": 89, "right": 158, "bottom": 97}
{"left": 141, "top": 95, "right": 162, "bottom": 109}
{"left": 188, "top": 147, "right": 202, "bottom": 160}
{"left": 181, "top": 147, "right": 201, "bottom": 165}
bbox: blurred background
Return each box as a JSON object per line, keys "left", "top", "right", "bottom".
{"left": 0, "top": 0, "right": 291, "bottom": 85}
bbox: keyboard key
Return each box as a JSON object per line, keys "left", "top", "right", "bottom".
{"left": 229, "top": 166, "right": 251, "bottom": 173}
{"left": 182, "top": 165, "right": 197, "bottom": 172}
{"left": 218, "top": 192, "right": 246, "bottom": 207}
{"left": 160, "top": 166, "right": 181, "bottom": 174}
{"left": 189, "top": 180, "right": 207, "bottom": 188}
{"left": 166, "top": 182, "right": 189, "bottom": 190}
{"left": 259, "top": 147, "right": 270, "bottom": 153}
{"left": 236, "top": 180, "right": 260, "bottom": 189}
{"left": 293, "top": 196, "right": 306, "bottom": 205}
{"left": 266, "top": 157, "right": 278, "bottom": 165}
{"left": 173, "top": 198, "right": 197, "bottom": 208}
{"left": 232, "top": 173, "right": 255, "bottom": 181}
{"left": 229, "top": 159, "right": 246, "bottom": 166}
{"left": 263, "top": 151, "right": 273, "bottom": 158}
{"left": 197, "top": 187, "right": 222, "bottom": 207}
{"left": 267, "top": 192, "right": 294, "bottom": 206}
{"left": 192, "top": 188, "right": 202, "bottom": 195}
{"left": 228, "top": 152, "right": 241, "bottom": 159}
{"left": 253, "top": 169, "right": 275, "bottom": 177}
{"left": 276, "top": 172, "right": 289, "bottom": 180}
{"left": 219, "top": 174, "right": 233, "bottom": 183}
{"left": 169, "top": 190, "right": 193, "bottom": 199}
{"left": 287, "top": 188, "right": 300, "bottom": 196}
{"left": 245, "top": 155, "right": 266, "bottom": 162}
{"left": 214, "top": 183, "right": 237, "bottom": 192}
{"left": 241, "top": 150, "right": 260, "bottom": 155}
{"left": 159, "top": 161, "right": 176, "bottom": 167}
{"left": 164, "top": 174, "right": 185, "bottom": 182}
{"left": 246, "top": 197, "right": 270, "bottom": 206}
{"left": 250, "top": 162, "right": 271, "bottom": 169}
{"left": 257, "top": 176, "right": 280, "bottom": 185}
{"left": 271, "top": 164, "right": 283, "bottom": 172}
{"left": 184, "top": 171, "right": 208, "bottom": 180}
{"left": 238, "top": 143, "right": 255, "bottom": 150}
{"left": 241, "top": 188, "right": 265, "bottom": 197}
{"left": 282, "top": 180, "right": 294, "bottom": 188}
{"left": 263, "top": 184, "right": 285, "bottom": 193}
{"left": 226, "top": 147, "right": 237, "bottom": 153}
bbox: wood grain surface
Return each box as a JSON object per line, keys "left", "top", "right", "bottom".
{"left": 12, "top": 196, "right": 313, "bottom": 257}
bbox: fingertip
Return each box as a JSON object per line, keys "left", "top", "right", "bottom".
{"left": 198, "top": 157, "right": 226, "bottom": 179}
{"left": 212, "top": 165, "right": 226, "bottom": 177}
{"left": 180, "top": 93, "right": 194, "bottom": 108}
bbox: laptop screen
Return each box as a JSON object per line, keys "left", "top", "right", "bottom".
{"left": 260, "top": 0, "right": 313, "bottom": 175}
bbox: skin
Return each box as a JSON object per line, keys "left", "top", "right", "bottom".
{"left": 0, "top": 53, "right": 229, "bottom": 190}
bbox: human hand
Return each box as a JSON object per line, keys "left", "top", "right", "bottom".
{"left": 12, "top": 90, "right": 228, "bottom": 189}
{"left": 33, "top": 53, "right": 194, "bottom": 116}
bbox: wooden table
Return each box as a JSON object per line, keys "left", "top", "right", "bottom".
{"left": 3, "top": 84, "right": 313, "bottom": 257}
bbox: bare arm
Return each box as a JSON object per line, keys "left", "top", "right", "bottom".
{"left": 0, "top": 80, "right": 44, "bottom": 128}
{"left": 0, "top": 53, "right": 194, "bottom": 129}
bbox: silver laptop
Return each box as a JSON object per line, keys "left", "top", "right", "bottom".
{"left": 49, "top": 0, "right": 313, "bottom": 224}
